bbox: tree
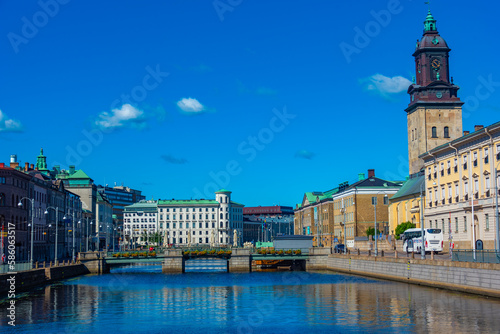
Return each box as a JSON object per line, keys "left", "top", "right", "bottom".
{"left": 394, "top": 222, "right": 416, "bottom": 240}
{"left": 366, "top": 227, "right": 381, "bottom": 237}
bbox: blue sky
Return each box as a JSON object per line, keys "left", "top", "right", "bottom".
{"left": 1, "top": 0, "right": 499, "bottom": 207}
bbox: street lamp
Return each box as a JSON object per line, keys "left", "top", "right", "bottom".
{"left": 373, "top": 192, "right": 389, "bottom": 257}
{"left": 18, "top": 197, "right": 34, "bottom": 267}
{"left": 44, "top": 206, "right": 60, "bottom": 263}
{"left": 64, "top": 212, "right": 76, "bottom": 262}
{"left": 419, "top": 180, "right": 426, "bottom": 260}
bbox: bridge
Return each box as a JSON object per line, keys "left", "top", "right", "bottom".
{"left": 78, "top": 248, "right": 310, "bottom": 273}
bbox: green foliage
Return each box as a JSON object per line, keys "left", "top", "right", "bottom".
{"left": 366, "top": 227, "right": 381, "bottom": 237}
{"left": 394, "top": 222, "right": 416, "bottom": 240}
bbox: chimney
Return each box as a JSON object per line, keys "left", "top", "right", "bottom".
{"left": 358, "top": 173, "right": 365, "bottom": 181}
{"left": 474, "top": 125, "right": 484, "bottom": 132}
{"left": 0, "top": 163, "right": 4, "bottom": 168}
{"left": 463, "top": 131, "right": 470, "bottom": 136}
{"left": 368, "top": 169, "right": 375, "bottom": 178}
{"left": 10, "top": 155, "right": 17, "bottom": 163}
{"left": 25, "top": 162, "right": 29, "bottom": 171}
{"left": 30, "top": 164, "right": 34, "bottom": 169}
{"left": 69, "top": 165, "right": 75, "bottom": 174}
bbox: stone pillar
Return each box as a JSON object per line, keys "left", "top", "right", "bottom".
{"left": 78, "top": 252, "right": 110, "bottom": 274}
{"left": 228, "top": 248, "right": 251, "bottom": 273}
{"left": 162, "top": 249, "right": 184, "bottom": 273}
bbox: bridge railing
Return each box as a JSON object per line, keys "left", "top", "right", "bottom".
{"left": 452, "top": 250, "right": 500, "bottom": 264}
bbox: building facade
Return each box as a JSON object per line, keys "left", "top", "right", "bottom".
{"left": 331, "top": 170, "right": 401, "bottom": 248}
{"left": 421, "top": 123, "right": 500, "bottom": 250}
{"left": 243, "top": 205, "right": 294, "bottom": 242}
{"left": 158, "top": 189, "right": 243, "bottom": 247}
{"left": 294, "top": 189, "right": 335, "bottom": 247}
{"left": 123, "top": 200, "right": 158, "bottom": 248}
{"left": 123, "top": 189, "right": 244, "bottom": 248}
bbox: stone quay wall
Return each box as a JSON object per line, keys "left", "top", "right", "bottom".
{"left": 1, "top": 264, "right": 89, "bottom": 297}
{"left": 228, "top": 248, "right": 251, "bottom": 272}
{"left": 307, "top": 251, "right": 500, "bottom": 298}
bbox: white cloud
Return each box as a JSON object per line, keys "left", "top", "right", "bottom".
{"left": 95, "top": 104, "right": 144, "bottom": 129}
{"left": 176, "top": 97, "right": 205, "bottom": 113}
{"left": 0, "top": 109, "right": 23, "bottom": 132}
{"left": 361, "top": 74, "right": 411, "bottom": 95}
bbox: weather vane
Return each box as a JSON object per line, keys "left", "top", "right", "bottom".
{"left": 425, "top": 1, "right": 431, "bottom": 11}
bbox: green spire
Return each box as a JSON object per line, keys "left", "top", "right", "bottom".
{"left": 36, "top": 148, "right": 49, "bottom": 172}
{"left": 424, "top": 9, "right": 437, "bottom": 32}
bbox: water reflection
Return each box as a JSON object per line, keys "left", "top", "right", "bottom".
{"left": 1, "top": 266, "right": 500, "bottom": 333}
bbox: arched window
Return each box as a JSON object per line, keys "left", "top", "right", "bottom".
{"left": 444, "top": 126, "right": 450, "bottom": 138}
{"left": 220, "top": 213, "right": 223, "bottom": 219}
{"left": 431, "top": 126, "right": 437, "bottom": 138}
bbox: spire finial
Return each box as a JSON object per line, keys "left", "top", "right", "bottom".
{"left": 423, "top": 2, "right": 437, "bottom": 32}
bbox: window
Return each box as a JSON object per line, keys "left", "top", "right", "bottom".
{"left": 383, "top": 196, "right": 389, "bottom": 205}
{"left": 372, "top": 197, "right": 377, "bottom": 205}
{"left": 0, "top": 177, "right": 5, "bottom": 184}
{"left": 444, "top": 126, "right": 449, "bottom": 138}
{"left": 455, "top": 217, "right": 458, "bottom": 232}
{"left": 464, "top": 216, "right": 467, "bottom": 232}
{"left": 486, "top": 214, "right": 490, "bottom": 230}
{"left": 432, "top": 126, "right": 437, "bottom": 138}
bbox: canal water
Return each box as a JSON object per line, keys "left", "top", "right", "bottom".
{"left": 2, "top": 264, "right": 500, "bottom": 333}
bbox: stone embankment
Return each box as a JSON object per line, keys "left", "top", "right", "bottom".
{"left": 1, "top": 262, "right": 90, "bottom": 297}
{"left": 307, "top": 248, "right": 500, "bottom": 298}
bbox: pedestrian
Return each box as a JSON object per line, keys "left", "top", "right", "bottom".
{"left": 1, "top": 253, "right": 5, "bottom": 264}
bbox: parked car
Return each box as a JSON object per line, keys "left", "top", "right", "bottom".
{"left": 334, "top": 244, "right": 345, "bottom": 253}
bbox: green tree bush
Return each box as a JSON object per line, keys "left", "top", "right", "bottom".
{"left": 394, "top": 222, "right": 416, "bottom": 240}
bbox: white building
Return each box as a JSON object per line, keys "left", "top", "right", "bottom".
{"left": 158, "top": 189, "right": 244, "bottom": 247}
{"left": 123, "top": 200, "right": 158, "bottom": 248}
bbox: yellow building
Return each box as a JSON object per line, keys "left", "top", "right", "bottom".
{"left": 388, "top": 173, "right": 424, "bottom": 235}
{"left": 420, "top": 123, "right": 500, "bottom": 250}
{"left": 331, "top": 170, "right": 401, "bottom": 248}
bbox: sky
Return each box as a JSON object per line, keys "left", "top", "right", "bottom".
{"left": 1, "top": 0, "right": 499, "bottom": 207}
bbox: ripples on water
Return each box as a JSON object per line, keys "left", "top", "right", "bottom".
{"left": 2, "top": 263, "right": 500, "bottom": 333}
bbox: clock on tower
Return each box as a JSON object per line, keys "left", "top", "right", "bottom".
{"left": 405, "top": 10, "right": 463, "bottom": 175}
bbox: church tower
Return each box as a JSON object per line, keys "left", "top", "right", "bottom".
{"left": 406, "top": 10, "right": 463, "bottom": 175}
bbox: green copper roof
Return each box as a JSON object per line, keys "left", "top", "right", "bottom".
{"left": 230, "top": 201, "right": 244, "bottom": 206}
{"left": 158, "top": 199, "right": 219, "bottom": 206}
{"left": 36, "top": 148, "right": 49, "bottom": 172}
{"left": 215, "top": 189, "right": 231, "bottom": 193}
{"left": 67, "top": 169, "right": 91, "bottom": 180}
{"left": 389, "top": 174, "right": 424, "bottom": 202}
{"left": 424, "top": 9, "right": 437, "bottom": 31}
{"left": 125, "top": 201, "right": 158, "bottom": 209}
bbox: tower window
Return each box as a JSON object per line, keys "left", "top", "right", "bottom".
{"left": 431, "top": 127, "right": 437, "bottom": 138}
{"left": 444, "top": 126, "right": 450, "bottom": 138}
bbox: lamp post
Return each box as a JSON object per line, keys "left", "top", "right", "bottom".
{"left": 420, "top": 180, "right": 426, "bottom": 260}
{"left": 373, "top": 192, "right": 389, "bottom": 257}
{"left": 89, "top": 221, "right": 94, "bottom": 251}
{"left": 44, "top": 206, "right": 59, "bottom": 263}
{"left": 18, "top": 197, "right": 34, "bottom": 267}
{"left": 64, "top": 211, "right": 76, "bottom": 262}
